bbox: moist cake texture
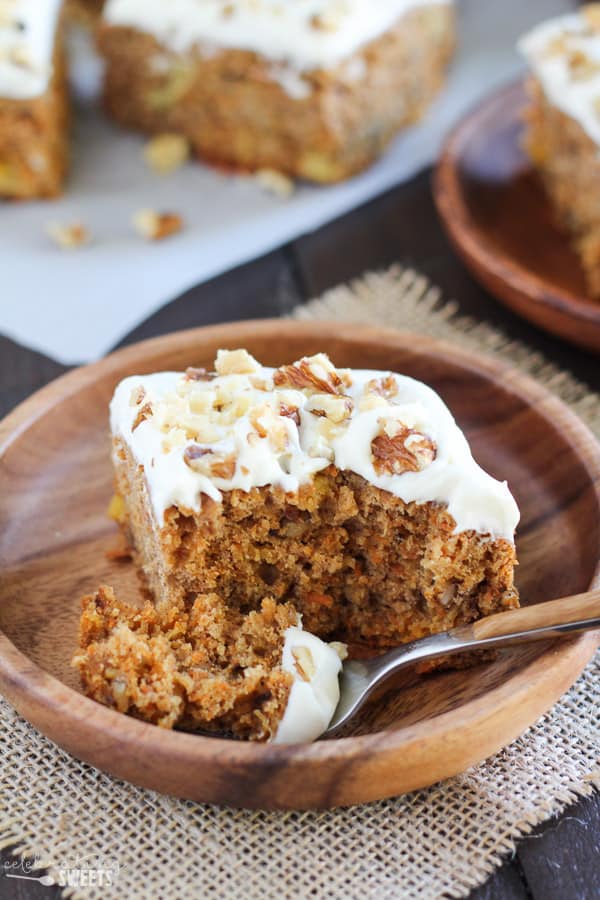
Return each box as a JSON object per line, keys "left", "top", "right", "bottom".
{"left": 0, "top": 0, "right": 69, "bottom": 199}
{"left": 74, "top": 350, "right": 520, "bottom": 743}
{"left": 98, "top": 0, "right": 455, "bottom": 182}
{"left": 520, "top": 5, "right": 600, "bottom": 297}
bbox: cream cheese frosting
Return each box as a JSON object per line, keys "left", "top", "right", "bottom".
{"left": 0, "top": 0, "right": 63, "bottom": 100}
{"left": 272, "top": 623, "right": 345, "bottom": 744}
{"left": 519, "top": 9, "right": 600, "bottom": 148}
{"left": 103, "top": 0, "right": 452, "bottom": 72}
{"left": 110, "top": 350, "right": 520, "bottom": 542}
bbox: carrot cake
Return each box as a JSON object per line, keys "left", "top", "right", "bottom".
{"left": 73, "top": 349, "right": 520, "bottom": 743}
{"left": 520, "top": 5, "right": 600, "bottom": 297}
{"left": 97, "top": 0, "right": 456, "bottom": 182}
{"left": 0, "top": 0, "right": 69, "bottom": 199}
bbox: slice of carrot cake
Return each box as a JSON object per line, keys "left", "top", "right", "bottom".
{"left": 520, "top": 5, "right": 600, "bottom": 297}
{"left": 97, "top": 0, "right": 456, "bottom": 182}
{"left": 73, "top": 350, "right": 520, "bottom": 743}
{"left": 0, "top": 0, "right": 69, "bottom": 199}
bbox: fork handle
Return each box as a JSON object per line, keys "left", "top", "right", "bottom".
{"left": 470, "top": 588, "right": 600, "bottom": 642}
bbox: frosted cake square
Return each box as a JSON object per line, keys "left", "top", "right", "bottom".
{"left": 73, "top": 350, "right": 519, "bottom": 743}
{"left": 98, "top": 0, "right": 456, "bottom": 182}
{"left": 0, "top": 0, "right": 69, "bottom": 199}
{"left": 520, "top": 5, "right": 600, "bottom": 296}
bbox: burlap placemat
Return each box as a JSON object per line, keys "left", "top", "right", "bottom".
{"left": 1, "top": 266, "right": 599, "bottom": 900}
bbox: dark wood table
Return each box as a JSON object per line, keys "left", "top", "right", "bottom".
{"left": 1, "top": 170, "right": 598, "bottom": 899}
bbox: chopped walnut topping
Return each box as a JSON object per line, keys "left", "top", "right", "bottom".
{"left": 330, "top": 641, "right": 348, "bottom": 661}
{"left": 371, "top": 422, "right": 436, "bottom": 475}
{"left": 132, "top": 209, "right": 183, "bottom": 241}
{"left": 279, "top": 403, "right": 301, "bottom": 427}
{"left": 566, "top": 48, "right": 600, "bottom": 80}
{"left": 143, "top": 133, "right": 190, "bottom": 174}
{"left": 249, "top": 404, "right": 288, "bottom": 452}
{"left": 185, "top": 367, "right": 214, "bottom": 381}
{"left": 292, "top": 646, "right": 316, "bottom": 681}
{"left": 183, "top": 445, "right": 236, "bottom": 480}
{"left": 273, "top": 354, "right": 344, "bottom": 395}
{"left": 46, "top": 221, "right": 90, "bottom": 250}
{"left": 310, "top": 11, "right": 341, "bottom": 31}
{"left": 214, "top": 348, "right": 260, "bottom": 376}
{"left": 583, "top": 4, "right": 600, "bottom": 32}
{"left": 248, "top": 375, "right": 271, "bottom": 391}
{"left": 306, "top": 393, "right": 353, "bottom": 424}
{"left": 366, "top": 374, "right": 399, "bottom": 399}
{"left": 255, "top": 168, "right": 295, "bottom": 198}
{"left": 129, "top": 385, "right": 146, "bottom": 407}
{"left": 131, "top": 402, "right": 153, "bottom": 431}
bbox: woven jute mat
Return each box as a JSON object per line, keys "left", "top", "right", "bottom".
{"left": 1, "top": 266, "right": 599, "bottom": 900}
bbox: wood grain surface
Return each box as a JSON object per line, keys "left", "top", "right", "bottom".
{"left": 1, "top": 160, "right": 599, "bottom": 893}
{"left": 434, "top": 80, "right": 600, "bottom": 353}
{"left": 0, "top": 320, "right": 599, "bottom": 810}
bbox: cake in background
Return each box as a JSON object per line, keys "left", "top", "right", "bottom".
{"left": 0, "top": 0, "right": 69, "bottom": 198}
{"left": 73, "top": 349, "right": 520, "bottom": 743}
{"left": 520, "top": 5, "right": 600, "bottom": 297}
{"left": 97, "top": 0, "right": 456, "bottom": 183}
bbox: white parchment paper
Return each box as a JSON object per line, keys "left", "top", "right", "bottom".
{"left": 0, "top": 0, "right": 571, "bottom": 364}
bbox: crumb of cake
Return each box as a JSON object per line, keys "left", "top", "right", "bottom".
{"left": 254, "top": 168, "right": 295, "bottom": 198}
{"left": 105, "top": 534, "right": 133, "bottom": 561}
{"left": 132, "top": 209, "right": 183, "bottom": 241}
{"left": 107, "top": 493, "right": 127, "bottom": 523}
{"left": 46, "top": 222, "right": 90, "bottom": 250}
{"left": 143, "top": 132, "right": 190, "bottom": 174}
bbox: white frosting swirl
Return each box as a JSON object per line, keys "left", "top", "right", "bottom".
{"left": 519, "top": 11, "right": 600, "bottom": 148}
{"left": 0, "top": 0, "right": 63, "bottom": 100}
{"left": 273, "top": 624, "right": 344, "bottom": 744}
{"left": 103, "top": 0, "right": 452, "bottom": 72}
{"left": 109, "top": 355, "right": 520, "bottom": 542}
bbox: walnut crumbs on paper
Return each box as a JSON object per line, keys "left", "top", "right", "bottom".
{"left": 73, "top": 350, "right": 520, "bottom": 743}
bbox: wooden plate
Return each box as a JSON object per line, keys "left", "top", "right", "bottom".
{"left": 434, "top": 80, "right": 600, "bottom": 353}
{"left": 1, "top": 320, "right": 599, "bottom": 810}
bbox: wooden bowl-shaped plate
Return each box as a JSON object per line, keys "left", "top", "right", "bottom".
{"left": 1, "top": 320, "right": 599, "bottom": 810}
{"left": 434, "top": 80, "right": 600, "bottom": 353}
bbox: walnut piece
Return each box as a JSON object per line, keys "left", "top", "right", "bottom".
{"left": 566, "top": 48, "right": 600, "bottom": 80}
{"left": 214, "top": 348, "right": 260, "bottom": 376}
{"left": 129, "top": 385, "right": 146, "bottom": 407}
{"left": 131, "top": 402, "right": 153, "bottom": 431}
{"left": 279, "top": 403, "right": 301, "bottom": 427}
{"left": 143, "top": 133, "right": 190, "bottom": 174}
{"left": 306, "top": 393, "right": 353, "bottom": 423}
{"left": 292, "top": 646, "right": 316, "bottom": 681}
{"left": 273, "top": 354, "right": 344, "bottom": 395}
{"left": 185, "top": 367, "right": 214, "bottom": 382}
{"left": 132, "top": 209, "right": 183, "bottom": 241}
{"left": 183, "top": 444, "right": 236, "bottom": 480}
{"left": 583, "top": 4, "right": 600, "bottom": 32}
{"left": 255, "top": 168, "right": 295, "bottom": 198}
{"left": 371, "top": 423, "right": 436, "bottom": 475}
{"left": 366, "top": 374, "right": 399, "bottom": 399}
{"left": 46, "top": 221, "right": 90, "bottom": 250}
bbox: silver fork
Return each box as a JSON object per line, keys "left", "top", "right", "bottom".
{"left": 325, "top": 589, "right": 600, "bottom": 735}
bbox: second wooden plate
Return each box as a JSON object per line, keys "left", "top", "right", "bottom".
{"left": 434, "top": 80, "right": 600, "bottom": 353}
